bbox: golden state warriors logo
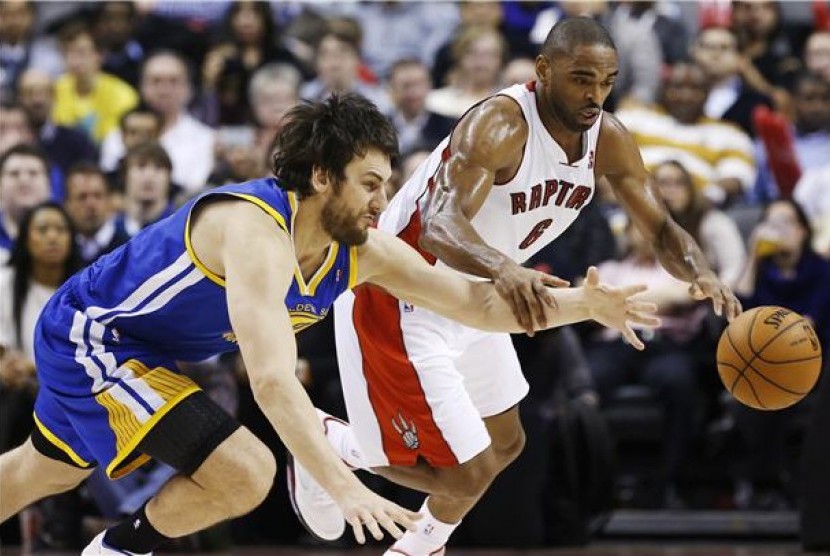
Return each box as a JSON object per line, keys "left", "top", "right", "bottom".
{"left": 223, "top": 331, "right": 238, "bottom": 344}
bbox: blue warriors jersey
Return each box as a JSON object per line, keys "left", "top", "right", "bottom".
{"left": 32, "top": 178, "right": 358, "bottom": 478}
{"left": 60, "top": 177, "right": 358, "bottom": 363}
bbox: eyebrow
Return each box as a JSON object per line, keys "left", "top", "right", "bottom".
{"left": 363, "top": 171, "right": 386, "bottom": 181}
{"left": 569, "top": 70, "right": 619, "bottom": 78}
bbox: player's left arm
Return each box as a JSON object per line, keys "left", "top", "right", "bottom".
{"left": 355, "top": 229, "right": 659, "bottom": 349}
{"left": 595, "top": 113, "right": 741, "bottom": 320}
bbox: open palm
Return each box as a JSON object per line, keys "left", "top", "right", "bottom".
{"left": 583, "top": 266, "right": 661, "bottom": 350}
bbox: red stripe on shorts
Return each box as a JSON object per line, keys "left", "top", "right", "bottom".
{"left": 352, "top": 208, "right": 457, "bottom": 467}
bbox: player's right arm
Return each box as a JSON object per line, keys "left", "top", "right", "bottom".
{"left": 419, "top": 97, "right": 569, "bottom": 335}
{"left": 193, "top": 200, "right": 419, "bottom": 543}
{"left": 358, "top": 229, "right": 659, "bottom": 349}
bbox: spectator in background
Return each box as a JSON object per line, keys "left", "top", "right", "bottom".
{"left": 0, "top": 102, "right": 35, "bottom": 155}
{"left": 1, "top": 201, "right": 82, "bottom": 452}
{"left": 733, "top": 199, "right": 830, "bottom": 511}
{"left": 300, "top": 20, "right": 390, "bottom": 113}
{"left": 736, "top": 198, "right": 830, "bottom": 343}
{"left": 386, "top": 58, "right": 454, "bottom": 156}
{"left": 0, "top": 0, "right": 64, "bottom": 102}
{"left": 341, "top": 1, "right": 458, "bottom": 81}
{"left": 430, "top": 1, "right": 507, "bottom": 88}
{"left": 502, "top": 56, "right": 536, "bottom": 86}
{"left": 0, "top": 200, "right": 82, "bottom": 548}
{"left": 202, "top": 1, "right": 305, "bottom": 126}
{"left": 692, "top": 26, "right": 773, "bottom": 137}
{"left": 63, "top": 161, "right": 128, "bottom": 265}
{"left": 731, "top": 1, "right": 801, "bottom": 91}
{"left": 426, "top": 25, "right": 506, "bottom": 119}
{"left": 100, "top": 51, "right": 215, "bottom": 195}
{"left": 52, "top": 22, "right": 138, "bottom": 144}
{"left": 587, "top": 222, "right": 706, "bottom": 508}
{"left": 105, "top": 106, "right": 163, "bottom": 192}
{"left": 0, "top": 144, "right": 51, "bottom": 252}
{"left": 793, "top": 166, "right": 830, "bottom": 257}
{"left": 617, "top": 1, "right": 689, "bottom": 66}
{"left": 113, "top": 141, "right": 173, "bottom": 237}
{"left": 754, "top": 73, "right": 830, "bottom": 202}
{"left": 17, "top": 69, "right": 98, "bottom": 179}
{"left": 804, "top": 30, "right": 830, "bottom": 85}
{"left": 92, "top": 1, "right": 144, "bottom": 89}
{"left": 616, "top": 63, "right": 756, "bottom": 205}
{"left": 248, "top": 63, "right": 300, "bottom": 158}
{"left": 655, "top": 160, "right": 747, "bottom": 288}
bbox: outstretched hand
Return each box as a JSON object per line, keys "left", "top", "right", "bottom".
{"left": 336, "top": 487, "right": 421, "bottom": 544}
{"left": 583, "top": 266, "right": 661, "bottom": 350}
{"left": 689, "top": 271, "right": 742, "bottom": 321}
{"left": 493, "top": 261, "right": 570, "bottom": 336}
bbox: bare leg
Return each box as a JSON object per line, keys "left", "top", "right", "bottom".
{"left": 141, "top": 426, "right": 276, "bottom": 538}
{"left": 373, "top": 406, "right": 525, "bottom": 523}
{"left": 0, "top": 438, "right": 92, "bottom": 523}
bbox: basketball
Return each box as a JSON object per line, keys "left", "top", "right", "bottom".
{"left": 717, "top": 306, "right": 823, "bottom": 410}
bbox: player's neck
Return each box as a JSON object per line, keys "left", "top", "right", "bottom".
{"left": 291, "top": 196, "right": 333, "bottom": 262}
{"left": 535, "top": 92, "right": 584, "bottom": 160}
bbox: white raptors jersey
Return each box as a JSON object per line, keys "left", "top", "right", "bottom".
{"left": 380, "top": 81, "right": 603, "bottom": 265}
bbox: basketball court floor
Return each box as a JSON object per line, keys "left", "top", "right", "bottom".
{"left": 0, "top": 543, "right": 808, "bottom": 556}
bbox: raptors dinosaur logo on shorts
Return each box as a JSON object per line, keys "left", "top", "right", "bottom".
{"left": 392, "top": 412, "right": 420, "bottom": 450}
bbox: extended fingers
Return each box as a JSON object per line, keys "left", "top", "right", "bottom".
{"left": 347, "top": 515, "right": 366, "bottom": 545}
{"left": 621, "top": 324, "right": 645, "bottom": 351}
{"left": 541, "top": 274, "right": 570, "bottom": 288}
{"left": 618, "top": 283, "right": 648, "bottom": 298}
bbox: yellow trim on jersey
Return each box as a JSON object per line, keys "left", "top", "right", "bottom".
{"left": 290, "top": 310, "right": 323, "bottom": 332}
{"left": 98, "top": 360, "right": 201, "bottom": 479}
{"left": 285, "top": 191, "right": 342, "bottom": 296}
{"left": 185, "top": 202, "right": 226, "bottom": 287}
{"left": 348, "top": 246, "right": 359, "bottom": 289}
{"left": 33, "top": 414, "right": 93, "bottom": 468}
{"left": 305, "top": 243, "right": 339, "bottom": 296}
{"left": 183, "top": 192, "right": 291, "bottom": 288}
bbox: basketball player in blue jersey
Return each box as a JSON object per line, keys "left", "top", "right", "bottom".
{"left": 0, "top": 93, "right": 659, "bottom": 554}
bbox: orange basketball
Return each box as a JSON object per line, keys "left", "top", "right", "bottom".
{"left": 717, "top": 306, "right": 823, "bottom": 410}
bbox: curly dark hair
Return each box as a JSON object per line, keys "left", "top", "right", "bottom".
{"left": 270, "top": 93, "right": 398, "bottom": 199}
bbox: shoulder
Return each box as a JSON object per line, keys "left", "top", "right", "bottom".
{"left": 596, "top": 112, "right": 645, "bottom": 177}
{"left": 452, "top": 95, "right": 528, "bottom": 158}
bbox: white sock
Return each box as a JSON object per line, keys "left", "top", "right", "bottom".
{"left": 322, "top": 413, "right": 374, "bottom": 472}
{"left": 390, "top": 499, "right": 458, "bottom": 554}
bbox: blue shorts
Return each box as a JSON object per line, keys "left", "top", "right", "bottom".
{"left": 33, "top": 286, "right": 202, "bottom": 479}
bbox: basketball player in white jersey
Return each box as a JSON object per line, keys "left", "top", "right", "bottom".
{"left": 289, "top": 17, "right": 741, "bottom": 554}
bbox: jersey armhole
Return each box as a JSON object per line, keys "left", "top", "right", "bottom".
{"left": 184, "top": 192, "right": 291, "bottom": 287}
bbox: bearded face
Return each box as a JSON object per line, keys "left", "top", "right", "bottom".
{"left": 320, "top": 185, "right": 373, "bottom": 246}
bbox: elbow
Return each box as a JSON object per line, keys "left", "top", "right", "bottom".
{"left": 418, "top": 216, "right": 447, "bottom": 256}
{"left": 250, "top": 376, "right": 283, "bottom": 406}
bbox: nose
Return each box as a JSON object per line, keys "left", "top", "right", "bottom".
{"left": 373, "top": 186, "right": 388, "bottom": 212}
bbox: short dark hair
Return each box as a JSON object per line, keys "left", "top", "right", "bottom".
{"left": 123, "top": 141, "right": 173, "bottom": 173}
{"left": 541, "top": 16, "right": 616, "bottom": 59}
{"left": 58, "top": 21, "right": 100, "bottom": 51}
{"left": 270, "top": 93, "right": 398, "bottom": 199}
{"left": 119, "top": 105, "right": 164, "bottom": 133}
{"left": 65, "top": 161, "right": 108, "bottom": 197}
{"left": 0, "top": 144, "right": 49, "bottom": 178}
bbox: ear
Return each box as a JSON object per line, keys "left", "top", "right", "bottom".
{"left": 310, "top": 166, "right": 332, "bottom": 195}
{"left": 535, "top": 55, "right": 550, "bottom": 86}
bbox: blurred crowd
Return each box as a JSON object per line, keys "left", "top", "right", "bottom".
{"left": 1, "top": 0, "right": 829, "bottom": 550}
